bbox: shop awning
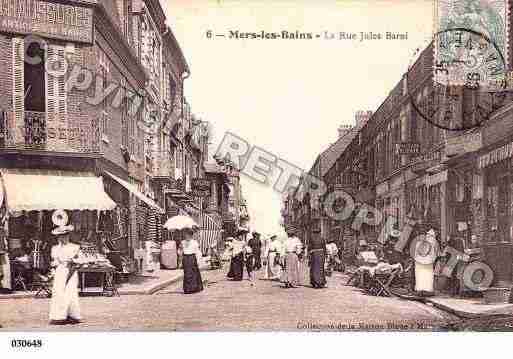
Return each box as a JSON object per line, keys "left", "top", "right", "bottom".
{"left": 104, "top": 171, "right": 164, "bottom": 214}
{"left": 0, "top": 169, "right": 117, "bottom": 213}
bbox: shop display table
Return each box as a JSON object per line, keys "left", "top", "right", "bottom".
{"left": 78, "top": 266, "right": 119, "bottom": 297}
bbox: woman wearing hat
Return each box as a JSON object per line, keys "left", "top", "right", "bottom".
{"left": 283, "top": 228, "right": 302, "bottom": 288}
{"left": 181, "top": 228, "right": 204, "bottom": 294}
{"left": 49, "top": 225, "right": 82, "bottom": 325}
{"left": 227, "top": 228, "right": 247, "bottom": 281}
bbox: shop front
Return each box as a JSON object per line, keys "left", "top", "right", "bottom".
{"left": 0, "top": 168, "right": 118, "bottom": 292}
{"left": 103, "top": 171, "right": 165, "bottom": 273}
{"left": 478, "top": 140, "right": 513, "bottom": 286}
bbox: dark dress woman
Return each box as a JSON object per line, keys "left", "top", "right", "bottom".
{"left": 182, "top": 234, "right": 203, "bottom": 294}
{"left": 309, "top": 236, "right": 327, "bottom": 288}
{"left": 228, "top": 238, "right": 245, "bottom": 281}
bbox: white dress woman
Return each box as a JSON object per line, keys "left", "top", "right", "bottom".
{"left": 414, "top": 229, "right": 436, "bottom": 295}
{"left": 49, "top": 225, "right": 82, "bottom": 325}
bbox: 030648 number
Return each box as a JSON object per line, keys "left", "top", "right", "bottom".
{"left": 11, "top": 339, "right": 43, "bottom": 348}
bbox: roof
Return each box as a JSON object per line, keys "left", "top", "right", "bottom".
{"left": 163, "top": 26, "right": 190, "bottom": 74}
{"left": 318, "top": 121, "right": 365, "bottom": 178}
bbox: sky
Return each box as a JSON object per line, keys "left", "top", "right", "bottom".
{"left": 161, "top": 0, "right": 434, "bottom": 236}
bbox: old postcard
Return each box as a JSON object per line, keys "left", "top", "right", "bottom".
{"left": 2, "top": 0, "right": 513, "bottom": 352}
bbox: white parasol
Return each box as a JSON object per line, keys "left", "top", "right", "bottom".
{"left": 163, "top": 215, "right": 200, "bottom": 231}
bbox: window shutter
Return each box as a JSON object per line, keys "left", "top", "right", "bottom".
{"left": 46, "top": 45, "right": 57, "bottom": 123}
{"left": 46, "top": 45, "right": 68, "bottom": 151}
{"left": 57, "top": 46, "right": 67, "bottom": 123}
{"left": 12, "top": 37, "right": 24, "bottom": 146}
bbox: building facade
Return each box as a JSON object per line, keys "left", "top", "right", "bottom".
{"left": 283, "top": 40, "right": 513, "bottom": 291}
{"left": 0, "top": 0, "right": 216, "bottom": 277}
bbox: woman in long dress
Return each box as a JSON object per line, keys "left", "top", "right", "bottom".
{"left": 181, "top": 228, "right": 204, "bottom": 294}
{"left": 228, "top": 230, "right": 246, "bottom": 281}
{"left": 283, "top": 230, "right": 302, "bottom": 288}
{"left": 309, "top": 236, "right": 327, "bottom": 288}
{"left": 49, "top": 225, "right": 81, "bottom": 325}
{"left": 265, "top": 235, "right": 281, "bottom": 280}
{"left": 414, "top": 228, "right": 436, "bottom": 296}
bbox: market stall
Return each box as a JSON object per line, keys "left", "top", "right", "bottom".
{"left": 0, "top": 169, "right": 119, "bottom": 293}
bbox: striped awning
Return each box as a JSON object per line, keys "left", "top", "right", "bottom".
{"left": 0, "top": 169, "right": 116, "bottom": 212}
{"left": 104, "top": 171, "right": 164, "bottom": 214}
{"left": 198, "top": 213, "right": 222, "bottom": 254}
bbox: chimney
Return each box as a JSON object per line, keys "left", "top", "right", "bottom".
{"left": 338, "top": 124, "right": 353, "bottom": 138}
{"left": 355, "top": 110, "right": 373, "bottom": 127}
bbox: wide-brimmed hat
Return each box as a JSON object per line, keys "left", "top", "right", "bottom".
{"left": 286, "top": 226, "right": 297, "bottom": 234}
{"left": 252, "top": 231, "right": 260, "bottom": 236}
{"left": 390, "top": 229, "right": 401, "bottom": 238}
{"left": 270, "top": 234, "right": 277, "bottom": 239}
{"left": 236, "top": 227, "right": 249, "bottom": 236}
{"left": 52, "top": 225, "right": 74, "bottom": 236}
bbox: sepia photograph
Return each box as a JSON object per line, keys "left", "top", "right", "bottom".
{"left": 1, "top": 0, "right": 513, "bottom": 355}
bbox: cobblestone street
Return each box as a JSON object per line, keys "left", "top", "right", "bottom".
{"left": 0, "top": 268, "right": 458, "bottom": 331}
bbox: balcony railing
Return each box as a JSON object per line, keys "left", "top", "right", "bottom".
{"left": 1, "top": 111, "right": 101, "bottom": 153}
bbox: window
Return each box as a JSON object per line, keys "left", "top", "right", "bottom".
{"left": 101, "top": 111, "right": 109, "bottom": 143}
{"left": 24, "top": 41, "right": 45, "bottom": 112}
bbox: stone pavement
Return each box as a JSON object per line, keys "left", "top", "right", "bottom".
{"left": 0, "top": 270, "right": 458, "bottom": 330}
{"left": 426, "top": 297, "right": 513, "bottom": 318}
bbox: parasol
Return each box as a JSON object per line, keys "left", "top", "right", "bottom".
{"left": 163, "top": 215, "right": 199, "bottom": 231}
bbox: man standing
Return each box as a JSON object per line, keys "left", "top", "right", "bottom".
{"left": 248, "top": 232, "right": 262, "bottom": 270}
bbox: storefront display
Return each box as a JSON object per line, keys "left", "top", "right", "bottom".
{"left": 0, "top": 169, "right": 130, "bottom": 292}
{"left": 478, "top": 145, "right": 513, "bottom": 286}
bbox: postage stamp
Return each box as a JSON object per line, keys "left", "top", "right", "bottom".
{"left": 435, "top": 0, "right": 509, "bottom": 62}
{"left": 408, "top": 0, "right": 510, "bottom": 131}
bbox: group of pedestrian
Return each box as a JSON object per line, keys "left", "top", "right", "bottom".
{"left": 226, "top": 227, "right": 263, "bottom": 285}
{"left": 224, "top": 226, "right": 333, "bottom": 290}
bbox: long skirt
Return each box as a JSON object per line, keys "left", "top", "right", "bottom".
{"left": 265, "top": 252, "right": 281, "bottom": 280}
{"left": 183, "top": 254, "right": 204, "bottom": 294}
{"left": 415, "top": 262, "right": 434, "bottom": 293}
{"left": 229, "top": 253, "right": 244, "bottom": 281}
{"left": 227, "top": 258, "right": 235, "bottom": 278}
{"left": 284, "top": 253, "right": 300, "bottom": 286}
{"left": 49, "top": 264, "right": 81, "bottom": 321}
{"left": 310, "top": 250, "right": 327, "bottom": 288}
{"left": 298, "top": 258, "right": 310, "bottom": 286}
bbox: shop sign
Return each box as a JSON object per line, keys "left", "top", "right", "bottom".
{"left": 191, "top": 178, "right": 211, "bottom": 197}
{"left": 478, "top": 141, "right": 513, "bottom": 169}
{"left": 445, "top": 132, "right": 482, "bottom": 158}
{"left": 425, "top": 170, "right": 448, "bottom": 187}
{"left": 395, "top": 142, "right": 420, "bottom": 155}
{"left": 0, "top": 0, "right": 93, "bottom": 43}
{"left": 376, "top": 181, "right": 389, "bottom": 196}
